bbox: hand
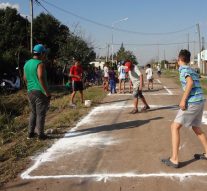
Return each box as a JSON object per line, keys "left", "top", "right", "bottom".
{"left": 46, "top": 92, "right": 51, "bottom": 99}
{"left": 179, "top": 99, "right": 186, "bottom": 110}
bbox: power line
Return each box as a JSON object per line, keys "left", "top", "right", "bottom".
{"left": 34, "top": 0, "right": 52, "bottom": 15}
{"left": 40, "top": 0, "right": 195, "bottom": 36}
{"left": 113, "top": 41, "right": 197, "bottom": 47}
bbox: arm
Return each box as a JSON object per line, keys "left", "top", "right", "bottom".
{"left": 37, "top": 63, "right": 51, "bottom": 97}
{"left": 179, "top": 76, "right": 193, "bottom": 110}
{"left": 69, "top": 67, "right": 81, "bottom": 79}
{"left": 139, "top": 74, "right": 143, "bottom": 91}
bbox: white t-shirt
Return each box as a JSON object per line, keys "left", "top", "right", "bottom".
{"left": 145, "top": 68, "right": 153, "bottom": 80}
{"left": 129, "top": 65, "right": 142, "bottom": 89}
{"left": 103, "top": 66, "right": 109, "bottom": 77}
{"left": 118, "top": 65, "right": 126, "bottom": 79}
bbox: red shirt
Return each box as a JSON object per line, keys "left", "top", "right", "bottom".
{"left": 70, "top": 65, "right": 83, "bottom": 81}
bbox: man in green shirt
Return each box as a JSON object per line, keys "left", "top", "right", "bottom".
{"left": 24, "top": 44, "right": 51, "bottom": 140}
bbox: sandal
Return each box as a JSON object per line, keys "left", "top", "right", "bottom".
{"left": 130, "top": 109, "right": 138, "bottom": 114}
{"left": 141, "top": 105, "right": 150, "bottom": 111}
{"left": 161, "top": 158, "right": 179, "bottom": 168}
{"left": 194, "top": 153, "right": 207, "bottom": 160}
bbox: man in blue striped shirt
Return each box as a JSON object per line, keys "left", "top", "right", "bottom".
{"left": 162, "top": 49, "right": 207, "bottom": 168}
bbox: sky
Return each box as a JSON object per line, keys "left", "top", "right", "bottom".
{"left": 1, "top": 0, "right": 207, "bottom": 65}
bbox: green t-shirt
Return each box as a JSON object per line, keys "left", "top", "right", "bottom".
{"left": 24, "top": 58, "right": 48, "bottom": 94}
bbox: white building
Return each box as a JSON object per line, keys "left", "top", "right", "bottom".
{"left": 89, "top": 61, "right": 105, "bottom": 70}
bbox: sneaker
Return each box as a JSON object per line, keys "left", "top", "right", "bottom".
{"left": 27, "top": 132, "right": 36, "bottom": 139}
{"left": 69, "top": 103, "right": 76, "bottom": 108}
{"left": 38, "top": 134, "right": 48, "bottom": 140}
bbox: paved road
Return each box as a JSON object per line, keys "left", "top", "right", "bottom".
{"left": 2, "top": 76, "right": 207, "bottom": 191}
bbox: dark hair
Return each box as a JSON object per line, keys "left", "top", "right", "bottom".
{"left": 146, "top": 64, "right": 151, "bottom": 68}
{"left": 178, "top": 49, "right": 191, "bottom": 63}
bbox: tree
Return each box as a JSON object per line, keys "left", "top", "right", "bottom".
{"left": 116, "top": 43, "right": 138, "bottom": 64}
{"left": 0, "top": 7, "right": 30, "bottom": 76}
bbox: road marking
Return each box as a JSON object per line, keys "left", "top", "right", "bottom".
{"left": 156, "top": 79, "right": 162, "bottom": 84}
{"left": 21, "top": 172, "right": 207, "bottom": 182}
{"left": 163, "top": 86, "right": 173, "bottom": 95}
{"left": 21, "top": 99, "right": 207, "bottom": 182}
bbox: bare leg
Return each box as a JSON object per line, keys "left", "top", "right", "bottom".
{"left": 123, "top": 81, "right": 125, "bottom": 93}
{"left": 141, "top": 96, "right": 150, "bottom": 108}
{"left": 170, "top": 122, "right": 182, "bottom": 164}
{"left": 192, "top": 126, "right": 207, "bottom": 156}
{"left": 71, "top": 91, "right": 76, "bottom": 104}
{"left": 79, "top": 90, "right": 84, "bottom": 103}
{"left": 119, "top": 80, "right": 121, "bottom": 93}
{"left": 134, "top": 97, "right": 138, "bottom": 111}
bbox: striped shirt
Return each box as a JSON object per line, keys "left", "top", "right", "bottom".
{"left": 179, "top": 65, "right": 204, "bottom": 104}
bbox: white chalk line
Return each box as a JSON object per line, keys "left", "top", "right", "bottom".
{"left": 21, "top": 172, "right": 207, "bottom": 182}
{"left": 21, "top": 100, "right": 207, "bottom": 181}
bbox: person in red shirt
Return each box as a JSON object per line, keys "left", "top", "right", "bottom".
{"left": 69, "top": 57, "right": 84, "bottom": 107}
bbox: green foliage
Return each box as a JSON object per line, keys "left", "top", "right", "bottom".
{"left": 0, "top": 8, "right": 96, "bottom": 83}
{"left": 0, "top": 7, "right": 30, "bottom": 75}
{"left": 116, "top": 43, "right": 138, "bottom": 64}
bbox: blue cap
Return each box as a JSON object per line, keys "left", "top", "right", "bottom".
{"left": 33, "top": 44, "right": 46, "bottom": 54}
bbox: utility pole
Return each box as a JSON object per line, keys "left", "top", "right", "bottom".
{"left": 106, "top": 43, "right": 110, "bottom": 62}
{"left": 187, "top": 33, "right": 189, "bottom": 51}
{"left": 196, "top": 23, "right": 202, "bottom": 73}
{"left": 30, "top": 0, "right": 33, "bottom": 53}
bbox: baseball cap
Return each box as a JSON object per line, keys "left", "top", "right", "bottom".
{"left": 33, "top": 44, "right": 46, "bottom": 54}
{"left": 125, "top": 61, "right": 132, "bottom": 72}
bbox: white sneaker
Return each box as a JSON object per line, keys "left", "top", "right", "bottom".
{"left": 69, "top": 103, "right": 76, "bottom": 108}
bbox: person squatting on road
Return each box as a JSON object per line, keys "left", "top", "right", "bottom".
{"left": 69, "top": 57, "right": 84, "bottom": 107}
{"left": 24, "top": 44, "right": 51, "bottom": 140}
{"left": 125, "top": 61, "right": 150, "bottom": 114}
{"left": 162, "top": 49, "right": 207, "bottom": 168}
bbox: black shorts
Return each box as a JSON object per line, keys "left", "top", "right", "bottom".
{"left": 72, "top": 81, "right": 83, "bottom": 91}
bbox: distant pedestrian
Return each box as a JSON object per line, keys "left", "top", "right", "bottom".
{"left": 69, "top": 57, "right": 84, "bottom": 107}
{"left": 103, "top": 63, "right": 109, "bottom": 92}
{"left": 145, "top": 64, "right": 154, "bottom": 90}
{"left": 108, "top": 66, "right": 116, "bottom": 94}
{"left": 125, "top": 61, "right": 150, "bottom": 114}
{"left": 161, "top": 49, "right": 207, "bottom": 168}
{"left": 157, "top": 64, "right": 161, "bottom": 77}
{"left": 118, "top": 61, "right": 126, "bottom": 93}
{"left": 24, "top": 44, "right": 50, "bottom": 140}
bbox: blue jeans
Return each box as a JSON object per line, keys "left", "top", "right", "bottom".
{"left": 109, "top": 80, "right": 116, "bottom": 93}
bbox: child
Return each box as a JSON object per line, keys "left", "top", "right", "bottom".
{"left": 108, "top": 67, "right": 116, "bottom": 94}
{"left": 125, "top": 61, "right": 150, "bottom": 114}
{"left": 161, "top": 49, "right": 207, "bottom": 168}
{"left": 118, "top": 61, "right": 126, "bottom": 93}
{"left": 145, "top": 64, "right": 153, "bottom": 90}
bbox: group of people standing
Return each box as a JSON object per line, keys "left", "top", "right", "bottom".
{"left": 23, "top": 44, "right": 207, "bottom": 168}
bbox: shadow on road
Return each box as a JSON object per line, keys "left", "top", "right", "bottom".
{"left": 149, "top": 105, "right": 179, "bottom": 112}
{"left": 65, "top": 117, "right": 163, "bottom": 138}
{"left": 179, "top": 158, "right": 199, "bottom": 168}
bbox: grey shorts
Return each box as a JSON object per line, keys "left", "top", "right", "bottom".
{"left": 174, "top": 102, "right": 205, "bottom": 128}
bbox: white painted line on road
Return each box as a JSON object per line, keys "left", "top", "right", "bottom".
{"left": 21, "top": 172, "right": 207, "bottom": 182}
{"left": 163, "top": 86, "right": 173, "bottom": 95}
{"left": 156, "top": 79, "right": 162, "bottom": 84}
{"left": 21, "top": 100, "right": 206, "bottom": 182}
